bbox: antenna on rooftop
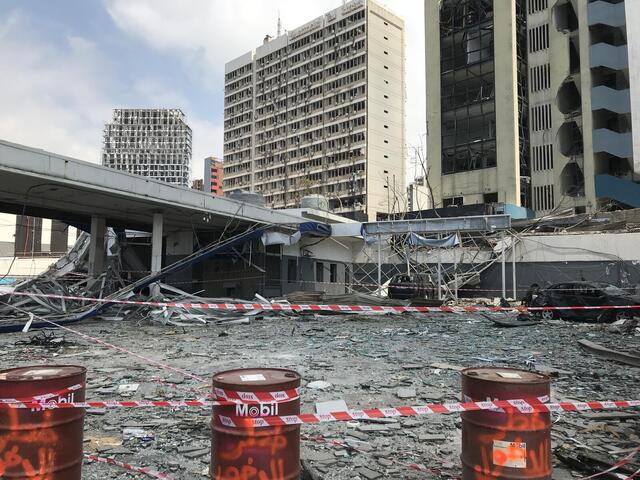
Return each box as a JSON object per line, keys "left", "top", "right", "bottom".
{"left": 277, "top": 11, "right": 282, "bottom": 36}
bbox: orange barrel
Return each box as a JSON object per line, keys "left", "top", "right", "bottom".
{"left": 0, "top": 365, "right": 86, "bottom": 479}
{"left": 211, "top": 368, "right": 301, "bottom": 480}
{"left": 461, "top": 367, "right": 551, "bottom": 480}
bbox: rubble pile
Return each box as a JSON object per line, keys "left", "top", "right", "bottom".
{"left": 1, "top": 310, "right": 638, "bottom": 479}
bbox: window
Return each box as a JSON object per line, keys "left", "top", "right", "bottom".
{"left": 529, "top": 24, "right": 549, "bottom": 53}
{"left": 531, "top": 104, "right": 551, "bottom": 131}
{"left": 287, "top": 259, "right": 297, "bottom": 283}
{"left": 329, "top": 264, "right": 338, "bottom": 283}
{"left": 483, "top": 192, "right": 498, "bottom": 203}
{"left": 533, "top": 185, "right": 555, "bottom": 211}
{"left": 532, "top": 144, "right": 553, "bottom": 171}
{"left": 528, "top": 0, "right": 548, "bottom": 14}
{"left": 443, "top": 196, "right": 463, "bottom": 207}
{"left": 530, "top": 64, "right": 551, "bottom": 92}
{"left": 316, "top": 262, "right": 324, "bottom": 283}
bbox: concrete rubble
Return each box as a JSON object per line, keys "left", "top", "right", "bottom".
{"left": 0, "top": 310, "right": 638, "bottom": 478}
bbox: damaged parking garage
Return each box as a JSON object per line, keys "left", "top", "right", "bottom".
{"left": 0, "top": 141, "right": 639, "bottom": 479}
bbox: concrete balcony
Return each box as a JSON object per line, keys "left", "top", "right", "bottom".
{"left": 590, "top": 43, "right": 628, "bottom": 70}
{"left": 591, "top": 86, "right": 631, "bottom": 114}
{"left": 588, "top": 1, "right": 626, "bottom": 28}
{"left": 592, "top": 128, "right": 633, "bottom": 158}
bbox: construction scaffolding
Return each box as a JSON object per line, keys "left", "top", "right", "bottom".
{"left": 350, "top": 215, "right": 518, "bottom": 300}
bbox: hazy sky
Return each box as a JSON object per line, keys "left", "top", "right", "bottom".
{"left": 0, "top": 0, "right": 425, "bottom": 181}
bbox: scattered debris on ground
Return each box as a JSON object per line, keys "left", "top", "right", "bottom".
{"left": 1, "top": 311, "right": 638, "bottom": 479}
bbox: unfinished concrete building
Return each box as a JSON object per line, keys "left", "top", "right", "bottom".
{"left": 529, "top": 0, "right": 640, "bottom": 214}
{"left": 223, "top": 0, "right": 406, "bottom": 221}
{"left": 102, "top": 109, "right": 192, "bottom": 186}
{"left": 426, "top": 0, "right": 640, "bottom": 217}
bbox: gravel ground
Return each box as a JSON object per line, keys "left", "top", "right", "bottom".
{"left": 0, "top": 312, "right": 638, "bottom": 479}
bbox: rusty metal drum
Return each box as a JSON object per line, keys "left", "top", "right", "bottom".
{"left": 461, "top": 367, "right": 551, "bottom": 480}
{"left": 0, "top": 365, "right": 86, "bottom": 479}
{"left": 211, "top": 368, "right": 301, "bottom": 480}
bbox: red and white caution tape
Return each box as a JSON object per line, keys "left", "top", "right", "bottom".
{"left": 220, "top": 399, "right": 640, "bottom": 428}
{"left": 1, "top": 398, "right": 638, "bottom": 416}
{"left": 5, "top": 290, "right": 640, "bottom": 313}
{"left": 0, "top": 383, "right": 83, "bottom": 407}
{"left": 84, "top": 453, "right": 175, "bottom": 480}
{"left": 0, "top": 299, "right": 207, "bottom": 383}
{"left": 577, "top": 446, "right": 640, "bottom": 480}
{"left": 213, "top": 386, "right": 300, "bottom": 403}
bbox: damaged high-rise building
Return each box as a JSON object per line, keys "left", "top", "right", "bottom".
{"left": 223, "top": 0, "right": 406, "bottom": 221}
{"left": 102, "top": 109, "right": 192, "bottom": 186}
{"left": 425, "top": 0, "right": 640, "bottom": 217}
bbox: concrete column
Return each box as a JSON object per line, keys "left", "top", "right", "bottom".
{"left": 88, "top": 216, "right": 106, "bottom": 278}
{"left": 151, "top": 213, "right": 163, "bottom": 274}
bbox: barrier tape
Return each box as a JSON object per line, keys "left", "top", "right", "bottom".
{"left": 4, "top": 290, "right": 640, "bottom": 313}
{"left": 84, "top": 453, "right": 174, "bottom": 480}
{"left": 219, "top": 399, "right": 640, "bottom": 428}
{"left": 1, "top": 397, "right": 638, "bottom": 417}
{"left": 213, "top": 386, "right": 300, "bottom": 403}
{"left": 0, "top": 383, "right": 83, "bottom": 406}
{"left": 0, "top": 299, "right": 207, "bottom": 384}
{"left": 577, "top": 446, "right": 640, "bottom": 480}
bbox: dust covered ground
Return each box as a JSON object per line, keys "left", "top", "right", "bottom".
{"left": 0, "top": 312, "right": 638, "bottom": 479}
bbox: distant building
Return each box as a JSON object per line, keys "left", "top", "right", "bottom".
{"left": 223, "top": 0, "right": 406, "bottom": 221}
{"left": 407, "top": 177, "right": 432, "bottom": 212}
{"left": 102, "top": 109, "right": 192, "bottom": 186}
{"left": 425, "top": 0, "right": 640, "bottom": 217}
{"left": 191, "top": 179, "right": 204, "bottom": 191}
{"left": 204, "top": 156, "right": 224, "bottom": 195}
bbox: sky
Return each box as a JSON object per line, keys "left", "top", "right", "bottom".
{"left": 0, "top": 0, "right": 425, "bottom": 182}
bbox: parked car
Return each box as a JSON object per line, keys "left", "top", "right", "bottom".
{"left": 388, "top": 274, "right": 436, "bottom": 300}
{"left": 530, "top": 281, "right": 639, "bottom": 322}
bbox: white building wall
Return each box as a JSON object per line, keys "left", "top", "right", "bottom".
{"left": 224, "top": 0, "right": 405, "bottom": 221}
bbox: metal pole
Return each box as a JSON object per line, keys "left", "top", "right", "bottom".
{"left": 453, "top": 242, "right": 458, "bottom": 301}
{"left": 437, "top": 234, "right": 442, "bottom": 301}
{"left": 512, "top": 235, "right": 517, "bottom": 300}
{"left": 377, "top": 234, "right": 382, "bottom": 297}
{"left": 405, "top": 243, "right": 410, "bottom": 275}
{"left": 501, "top": 231, "right": 506, "bottom": 299}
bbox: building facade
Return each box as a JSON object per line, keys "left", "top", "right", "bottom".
{"left": 102, "top": 109, "right": 192, "bottom": 186}
{"left": 528, "top": 0, "right": 640, "bottom": 214}
{"left": 426, "top": 0, "right": 640, "bottom": 217}
{"left": 223, "top": 0, "right": 405, "bottom": 221}
{"left": 425, "top": 0, "right": 529, "bottom": 212}
{"left": 204, "top": 156, "right": 224, "bottom": 195}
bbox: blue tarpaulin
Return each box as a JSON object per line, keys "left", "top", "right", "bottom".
{"left": 299, "top": 222, "right": 332, "bottom": 237}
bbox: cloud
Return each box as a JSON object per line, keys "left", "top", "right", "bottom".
{"left": 0, "top": 10, "right": 113, "bottom": 161}
{"left": 105, "top": 0, "right": 426, "bottom": 161}
{"left": 0, "top": 7, "right": 225, "bottom": 183}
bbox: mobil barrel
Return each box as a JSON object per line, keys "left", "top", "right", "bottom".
{"left": 461, "top": 367, "right": 551, "bottom": 480}
{"left": 211, "top": 368, "right": 301, "bottom": 480}
{"left": 0, "top": 365, "right": 86, "bottom": 479}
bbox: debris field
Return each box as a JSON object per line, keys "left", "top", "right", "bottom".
{"left": 0, "top": 310, "right": 638, "bottom": 479}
